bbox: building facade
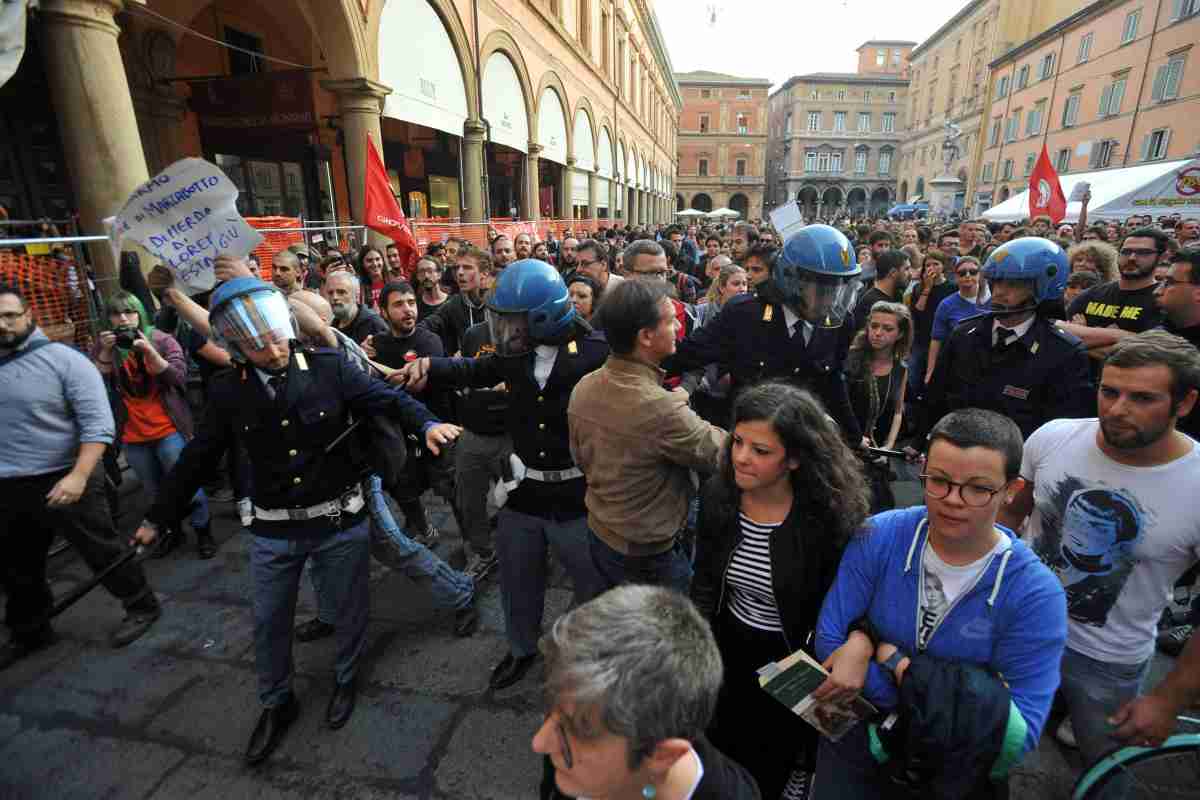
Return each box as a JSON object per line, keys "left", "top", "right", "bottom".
{"left": 974, "top": 0, "right": 1200, "bottom": 209}
{"left": 673, "top": 70, "right": 770, "bottom": 220}
{"left": 1, "top": 0, "right": 680, "bottom": 280}
{"left": 766, "top": 41, "right": 914, "bottom": 220}
{"left": 896, "top": 0, "right": 1086, "bottom": 216}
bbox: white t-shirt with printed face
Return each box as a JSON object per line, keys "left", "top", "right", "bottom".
{"left": 1021, "top": 418, "right": 1200, "bottom": 664}
{"left": 918, "top": 534, "right": 1010, "bottom": 650}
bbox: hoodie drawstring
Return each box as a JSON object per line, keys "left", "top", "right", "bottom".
{"left": 905, "top": 518, "right": 927, "bottom": 572}
{"left": 987, "top": 548, "right": 1014, "bottom": 607}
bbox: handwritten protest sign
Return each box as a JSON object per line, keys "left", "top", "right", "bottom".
{"left": 769, "top": 201, "right": 805, "bottom": 243}
{"left": 107, "top": 158, "right": 264, "bottom": 294}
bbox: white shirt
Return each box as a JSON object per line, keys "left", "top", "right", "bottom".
{"left": 534, "top": 344, "right": 558, "bottom": 389}
{"left": 993, "top": 316, "right": 1035, "bottom": 347}
{"left": 1021, "top": 418, "right": 1200, "bottom": 664}
{"left": 782, "top": 305, "right": 813, "bottom": 346}
{"left": 918, "top": 535, "right": 1010, "bottom": 649}
{"left": 256, "top": 368, "right": 285, "bottom": 399}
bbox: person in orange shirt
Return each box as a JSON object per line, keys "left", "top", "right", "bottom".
{"left": 93, "top": 292, "right": 213, "bottom": 558}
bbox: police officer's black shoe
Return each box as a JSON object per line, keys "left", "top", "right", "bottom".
{"left": 245, "top": 694, "right": 300, "bottom": 765}
{"left": 489, "top": 652, "right": 538, "bottom": 689}
{"left": 295, "top": 618, "right": 335, "bottom": 642}
{"left": 325, "top": 678, "right": 357, "bottom": 729}
{"left": 195, "top": 525, "right": 217, "bottom": 559}
{"left": 454, "top": 601, "right": 479, "bottom": 638}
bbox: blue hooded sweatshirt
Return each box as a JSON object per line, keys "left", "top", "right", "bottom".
{"left": 815, "top": 506, "right": 1067, "bottom": 755}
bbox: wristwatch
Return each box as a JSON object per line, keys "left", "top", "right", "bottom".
{"left": 879, "top": 650, "right": 907, "bottom": 678}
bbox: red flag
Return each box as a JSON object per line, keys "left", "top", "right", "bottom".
{"left": 1029, "top": 143, "right": 1068, "bottom": 224}
{"left": 363, "top": 136, "right": 419, "bottom": 275}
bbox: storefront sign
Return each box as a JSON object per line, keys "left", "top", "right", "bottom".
{"left": 106, "top": 158, "right": 264, "bottom": 294}
{"left": 190, "top": 69, "right": 316, "bottom": 130}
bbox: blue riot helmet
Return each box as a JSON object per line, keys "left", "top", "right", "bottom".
{"left": 485, "top": 258, "right": 577, "bottom": 357}
{"left": 773, "top": 224, "right": 863, "bottom": 328}
{"left": 208, "top": 277, "right": 296, "bottom": 363}
{"left": 982, "top": 236, "right": 1068, "bottom": 318}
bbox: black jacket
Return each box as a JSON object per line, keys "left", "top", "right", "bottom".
{"left": 691, "top": 477, "right": 846, "bottom": 653}
{"left": 875, "top": 655, "right": 1016, "bottom": 799}
{"left": 336, "top": 304, "right": 389, "bottom": 345}
{"left": 923, "top": 312, "right": 1092, "bottom": 440}
{"left": 665, "top": 281, "right": 863, "bottom": 442}
{"left": 418, "top": 291, "right": 488, "bottom": 356}
{"left": 427, "top": 324, "right": 609, "bottom": 518}
{"left": 146, "top": 347, "right": 436, "bottom": 537}
{"left": 456, "top": 322, "right": 509, "bottom": 435}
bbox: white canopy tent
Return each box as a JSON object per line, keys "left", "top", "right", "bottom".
{"left": 708, "top": 207, "right": 740, "bottom": 218}
{"left": 982, "top": 158, "right": 1196, "bottom": 223}
{"left": 676, "top": 208, "right": 705, "bottom": 217}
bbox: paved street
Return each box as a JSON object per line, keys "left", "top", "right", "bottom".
{"left": 0, "top": 479, "right": 1176, "bottom": 799}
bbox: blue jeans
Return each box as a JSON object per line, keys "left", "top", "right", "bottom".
{"left": 124, "top": 431, "right": 210, "bottom": 529}
{"left": 251, "top": 518, "right": 370, "bottom": 707}
{"left": 310, "top": 476, "right": 475, "bottom": 622}
{"left": 583, "top": 530, "right": 693, "bottom": 602}
{"left": 1059, "top": 646, "right": 1151, "bottom": 768}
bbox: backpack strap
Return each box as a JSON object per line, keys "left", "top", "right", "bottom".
{"left": 0, "top": 338, "right": 56, "bottom": 367}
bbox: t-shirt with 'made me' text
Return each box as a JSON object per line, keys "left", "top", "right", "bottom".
{"left": 1066, "top": 280, "right": 1163, "bottom": 333}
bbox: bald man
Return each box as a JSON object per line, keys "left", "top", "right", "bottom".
{"left": 271, "top": 250, "right": 305, "bottom": 296}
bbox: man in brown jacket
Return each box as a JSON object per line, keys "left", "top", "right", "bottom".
{"left": 568, "top": 280, "right": 726, "bottom": 598}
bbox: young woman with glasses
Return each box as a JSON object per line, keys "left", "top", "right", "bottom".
{"left": 924, "top": 255, "right": 988, "bottom": 385}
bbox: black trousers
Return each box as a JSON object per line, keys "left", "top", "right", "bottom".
{"left": 0, "top": 468, "right": 153, "bottom": 641}
{"left": 708, "top": 606, "right": 816, "bottom": 800}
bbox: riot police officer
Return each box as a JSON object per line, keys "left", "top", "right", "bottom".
{"left": 922, "top": 237, "right": 1093, "bottom": 440}
{"left": 665, "top": 224, "right": 864, "bottom": 442}
{"left": 132, "top": 277, "right": 460, "bottom": 764}
{"left": 394, "top": 259, "right": 607, "bottom": 690}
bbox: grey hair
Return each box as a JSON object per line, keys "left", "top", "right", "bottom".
{"left": 540, "top": 585, "right": 723, "bottom": 768}
{"left": 324, "top": 269, "right": 361, "bottom": 293}
{"left": 622, "top": 239, "right": 665, "bottom": 267}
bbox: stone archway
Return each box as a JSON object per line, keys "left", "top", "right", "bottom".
{"left": 846, "top": 187, "right": 867, "bottom": 217}
{"left": 676, "top": 193, "right": 686, "bottom": 211}
{"left": 871, "top": 187, "right": 891, "bottom": 215}
{"left": 729, "top": 193, "right": 749, "bottom": 218}
{"left": 692, "top": 193, "right": 713, "bottom": 213}
{"left": 899, "top": 180, "right": 908, "bottom": 202}
{"left": 915, "top": 177, "right": 925, "bottom": 197}
{"left": 797, "top": 186, "right": 819, "bottom": 219}
{"left": 821, "top": 186, "right": 843, "bottom": 216}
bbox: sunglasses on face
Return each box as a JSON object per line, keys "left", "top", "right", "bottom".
{"left": 957, "top": 269, "right": 979, "bottom": 277}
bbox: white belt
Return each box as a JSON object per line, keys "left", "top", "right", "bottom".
{"left": 524, "top": 466, "right": 583, "bottom": 483}
{"left": 254, "top": 486, "right": 365, "bottom": 522}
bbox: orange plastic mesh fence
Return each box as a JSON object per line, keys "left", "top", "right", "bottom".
{"left": 0, "top": 251, "right": 105, "bottom": 351}
{"left": 245, "top": 217, "right": 304, "bottom": 282}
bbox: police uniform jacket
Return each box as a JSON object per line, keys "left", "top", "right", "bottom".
{"left": 146, "top": 347, "right": 437, "bottom": 538}
{"left": 664, "top": 282, "right": 863, "bottom": 442}
{"left": 923, "top": 312, "right": 1092, "bottom": 440}
{"left": 428, "top": 324, "right": 609, "bottom": 519}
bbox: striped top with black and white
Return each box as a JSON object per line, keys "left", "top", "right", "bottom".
{"left": 725, "top": 513, "right": 783, "bottom": 632}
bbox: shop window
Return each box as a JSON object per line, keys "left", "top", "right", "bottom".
{"left": 223, "top": 27, "right": 263, "bottom": 75}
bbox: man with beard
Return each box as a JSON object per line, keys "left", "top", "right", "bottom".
{"left": 414, "top": 257, "right": 450, "bottom": 321}
{"left": 1, "top": 284, "right": 161, "bottom": 670}
{"left": 557, "top": 236, "right": 579, "bottom": 276}
{"left": 321, "top": 271, "right": 388, "bottom": 344}
{"left": 1060, "top": 227, "right": 1168, "bottom": 366}
{"left": 420, "top": 247, "right": 492, "bottom": 356}
{"left": 491, "top": 235, "right": 516, "bottom": 273}
{"left": 514, "top": 232, "right": 533, "bottom": 261}
{"left": 921, "top": 238, "right": 1092, "bottom": 442}
{"left": 730, "top": 222, "right": 759, "bottom": 263}
{"left": 385, "top": 242, "right": 407, "bottom": 282}
{"left": 1154, "top": 247, "right": 1200, "bottom": 440}
{"left": 1001, "top": 330, "right": 1200, "bottom": 766}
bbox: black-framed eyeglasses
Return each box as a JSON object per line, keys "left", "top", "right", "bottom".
{"left": 1120, "top": 247, "right": 1158, "bottom": 257}
{"left": 1159, "top": 276, "right": 1195, "bottom": 288}
{"left": 633, "top": 269, "right": 669, "bottom": 279}
{"left": 576, "top": 258, "right": 601, "bottom": 270}
{"left": 919, "top": 474, "right": 1006, "bottom": 507}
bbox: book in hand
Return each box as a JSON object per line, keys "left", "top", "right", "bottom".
{"left": 758, "top": 648, "right": 876, "bottom": 742}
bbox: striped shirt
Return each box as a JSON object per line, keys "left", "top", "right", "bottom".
{"left": 726, "top": 513, "right": 783, "bottom": 631}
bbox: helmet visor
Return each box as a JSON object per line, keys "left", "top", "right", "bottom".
{"left": 488, "top": 311, "right": 533, "bottom": 357}
{"left": 793, "top": 274, "right": 862, "bottom": 328}
{"left": 211, "top": 289, "right": 294, "bottom": 352}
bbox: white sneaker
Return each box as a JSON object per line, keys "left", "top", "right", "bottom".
{"left": 237, "top": 497, "right": 253, "bottom": 528}
{"left": 1056, "top": 717, "right": 1077, "bottom": 748}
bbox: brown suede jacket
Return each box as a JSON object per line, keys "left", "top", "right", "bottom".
{"left": 568, "top": 354, "right": 726, "bottom": 555}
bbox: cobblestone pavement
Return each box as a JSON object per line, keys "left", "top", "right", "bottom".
{"left": 0, "top": 480, "right": 1178, "bottom": 799}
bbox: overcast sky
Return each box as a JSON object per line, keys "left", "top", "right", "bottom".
{"left": 655, "top": 0, "right": 972, "bottom": 90}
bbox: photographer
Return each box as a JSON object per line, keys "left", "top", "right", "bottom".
{"left": 93, "top": 291, "right": 213, "bottom": 559}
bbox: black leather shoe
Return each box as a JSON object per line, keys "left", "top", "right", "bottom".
{"left": 245, "top": 694, "right": 299, "bottom": 765}
{"left": 195, "top": 525, "right": 217, "bottom": 559}
{"left": 295, "top": 618, "right": 336, "bottom": 643}
{"left": 489, "top": 652, "right": 538, "bottom": 690}
{"left": 0, "top": 629, "right": 59, "bottom": 672}
{"left": 454, "top": 601, "right": 479, "bottom": 638}
{"left": 325, "top": 679, "right": 357, "bottom": 730}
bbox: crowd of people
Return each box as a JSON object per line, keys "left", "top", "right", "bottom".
{"left": 2, "top": 205, "right": 1200, "bottom": 800}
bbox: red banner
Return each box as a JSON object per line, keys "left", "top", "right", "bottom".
{"left": 364, "top": 136, "right": 419, "bottom": 275}
{"left": 1029, "top": 144, "right": 1067, "bottom": 223}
